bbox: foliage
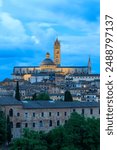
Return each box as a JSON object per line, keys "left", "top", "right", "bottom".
{"left": 64, "top": 113, "right": 100, "bottom": 150}
{"left": 32, "top": 92, "right": 50, "bottom": 100}
{"left": 7, "top": 115, "right": 12, "bottom": 144}
{"left": 10, "top": 113, "right": 100, "bottom": 150}
{"left": 32, "top": 93, "right": 37, "bottom": 100}
{"left": 64, "top": 90, "right": 73, "bottom": 102}
{"left": 15, "top": 81, "right": 21, "bottom": 100}
{"left": 10, "top": 129, "right": 47, "bottom": 150}
{"left": 0, "top": 109, "right": 7, "bottom": 146}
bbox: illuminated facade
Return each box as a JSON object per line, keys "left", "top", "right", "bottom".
{"left": 12, "top": 39, "right": 91, "bottom": 81}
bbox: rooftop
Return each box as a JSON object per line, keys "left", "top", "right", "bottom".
{"left": 0, "top": 97, "right": 100, "bottom": 109}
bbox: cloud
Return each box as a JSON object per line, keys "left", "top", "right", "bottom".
{"left": 0, "top": 12, "right": 28, "bottom": 45}
{"left": 0, "top": 0, "right": 3, "bottom": 7}
{"left": 0, "top": 0, "right": 100, "bottom": 81}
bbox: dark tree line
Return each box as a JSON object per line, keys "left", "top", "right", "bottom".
{"left": 0, "top": 110, "right": 12, "bottom": 148}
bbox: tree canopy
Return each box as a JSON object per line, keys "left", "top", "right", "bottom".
{"left": 0, "top": 109, "right": 7, "bottom": 146}
{"left": 32, "top": 92, "right": 50, "bottom": 101}
{"left": 64, "top": 90, "right": 73, "bottom": 102}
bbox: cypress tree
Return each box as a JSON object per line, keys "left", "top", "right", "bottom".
{"left": 32, "top": 93, "right": 37, "bottom": 100}
{"left": 7, "top": 116, "right": 12, "bottom": 144}
{"left": 64, "top": 90, "right": 73, "bottom": 102}
{"left": 0, "top": 110, "right": 7, "bottom": 146}
{"left": 15, "top": 81, "right": 20, "bottom": 100}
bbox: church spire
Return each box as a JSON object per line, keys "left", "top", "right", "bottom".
{"left": 54, "top": 38, "right": 60, "bottom": 66}
{"left": 88, "top": 56, "right": 91, "bottom": 74}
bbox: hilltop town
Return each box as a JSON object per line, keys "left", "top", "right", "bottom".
{"left": 0, "top": 39, "right": 100, "bottom": 142}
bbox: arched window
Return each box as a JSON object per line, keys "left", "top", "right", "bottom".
{"left": 9, "top": 109, "right": 13, "bottom": 117}
{"left": 16, "top": 122, "right": 21, "bottom": 128}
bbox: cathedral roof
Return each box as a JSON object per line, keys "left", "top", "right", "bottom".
{"left": 41, "top": 52, "right": 55, "bottom": 66}
{"left": 41, "top": 58, "right": 55, "bottom": 66}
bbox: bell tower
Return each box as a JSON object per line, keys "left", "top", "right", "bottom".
{"left": 54, "top": 38, "right": 60, "bottom": 66}
{"left": 88, "top": 56, "right": 91, "bottom": 74}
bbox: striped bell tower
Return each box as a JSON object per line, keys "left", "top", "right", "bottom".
{"left": 54, "top": 38, "right": 60, "bottom": 66}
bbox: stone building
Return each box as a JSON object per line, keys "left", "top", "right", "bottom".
{"left": 12, "top": 38, "right": 92, "bottom": 82}
{"left": 0, "top": 97, "right": 100, "bottom": 139}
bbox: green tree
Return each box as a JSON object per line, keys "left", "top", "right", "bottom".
{"left": 7, "top": 115, "right": 12, "bottom": 144}
{"left": 46, "top": 126, "right": 66, "bottom": 150}
{"left": 10, "top": 129, "right": 48, "bottom": 150}
{"left": 64, "top": 90, "right": 73, "bottom": 102}
{"left": 15, "top": 81, "right": 21, "bottom": 100}
{"left": 0, "top": 109, "right": 7, "bottom": 146}
{"left": 32, "top": 92, "right": 50, "bottom": 100}
{"left": 64, "top": 112, "right": 100, "bottom": 150}
{"left": 32, "top": 93, "right": 37, "bottom": 100}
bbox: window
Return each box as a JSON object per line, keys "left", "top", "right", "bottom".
{"left": 82, "top": 109, "right": 84, "bottom": 115}
{"left": 16, "top": 122, "right": 21, "bottom": 128}
{"left": 73, "top": 109, "right": 76, "bottom": 112}
{"left": 49, "top": 120, "right": 52, "bottom": 127}
{"left": 57, "top": 120, "right": 60, "bottom": 126}
{"left": 49, "top": 112, "right": 51, "bottom": 117}
{"left": 25, "top": 113, "right": 28, "bottom": 118}
{"left": 9, "top": 109, "right": 13, "bottom": 117}
{"left": 64, "top": 112, "right": 67, "bottom": 116}
{"left": 57, "top": 112, "right": 59, "bottom": 116}
{"left": 33, "top": 123, "right": 35, "bottom": 127}
{"left": 17, "top": 112, "right": 20, "bottom": 116}
{"left": 10, "top": 122, "right": 13, "bottom": 128}
{"left": 41, "top": 112, "right": 44, "bottom": 117}
{"left": 25, "top": 123, "right": 28, "bottom": 128}
{"left": 39, "top": 121, "right": 43, "bottom": 127}
{"left": 90, "top": 108, "right": 93, "bottom": 115}
{"left": 33, "top": 112, "right": 35, "bottom": 117}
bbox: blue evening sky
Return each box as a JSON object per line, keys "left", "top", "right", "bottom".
{"left": 0, "top": 0, "right": 100, "bottom": 81}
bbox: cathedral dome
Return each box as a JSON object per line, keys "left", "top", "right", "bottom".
{"left": 41, "top": 52, "right": 55, "bottom": 66}
{"left": 41, "top": 58, "right": 55, "bottom": 66}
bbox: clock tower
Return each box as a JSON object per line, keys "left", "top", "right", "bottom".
{"left": 54, "top": 38, "right": 60, "bottom": 66}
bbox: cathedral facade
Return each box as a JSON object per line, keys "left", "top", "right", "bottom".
{"left": 12, "top": 39, "right": 91, "bottom": 81}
